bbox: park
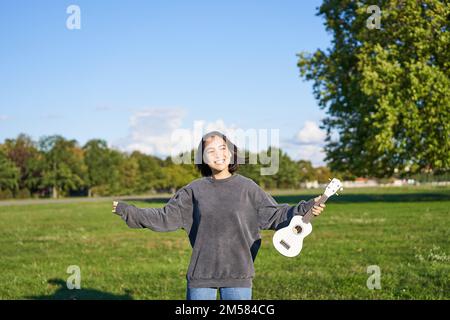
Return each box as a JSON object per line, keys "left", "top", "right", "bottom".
{"left": 0, "top": 185, "right": 448, "bottom": 299}
{"left": 0, "top": 0, "right": 448, "bottom": 303}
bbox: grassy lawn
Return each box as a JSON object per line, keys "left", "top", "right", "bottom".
{"left": 0, "top": 186, "right": 449, "bottom": 299}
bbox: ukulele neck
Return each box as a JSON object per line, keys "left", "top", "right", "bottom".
{"left": 302, "top": 194, "right": 329, "bottom": 224}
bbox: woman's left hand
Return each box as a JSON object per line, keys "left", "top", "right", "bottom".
{"left": 312, "top": 196, "right": 326, "bottom": 216}
{"left": 112, "top": 201, "right": 119, "bottom": 213}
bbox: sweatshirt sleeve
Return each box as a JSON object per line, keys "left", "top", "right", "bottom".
{"left": 253, "top": 185, "right": 316, "bottom": 231}
{"left": 114, "top": 187, "right": 193, "bottom": 232}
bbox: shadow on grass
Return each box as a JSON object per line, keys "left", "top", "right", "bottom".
{"left": 126, "top": 191, "right": 449, "bottom": 206}
{"left": 273, "top": 192, "right": 450, "bottom": 204}
{"left": 26, "top": 279, "right": 133, "bottom": 300}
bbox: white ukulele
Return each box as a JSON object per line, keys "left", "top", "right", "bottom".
{"left": 272, "top": 178, "right": 343, "bottom": 258}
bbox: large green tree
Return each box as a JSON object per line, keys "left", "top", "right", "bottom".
{"left": 298, "top": 0, "right": 449, "bottom": 177}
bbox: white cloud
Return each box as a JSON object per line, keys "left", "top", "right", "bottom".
{"left": 292, "top": 145, "right": 326, "bottom": 166}
{"left": 296, "top": 121, "right": 326, "bottom": 144}
{"left": 281, "top": 120, "right": 327, "bottom": 166}
{"left": 114, "top": 108, "right": 186, "bottom": 156}
{"left": 0, "top": 115, "right": 9, "bottom": 121}
{"left": 114, "top": 110, "right": 326, "bottom": 166}
{"left": 114, "top": 108, "right": 243, "bottom": 158}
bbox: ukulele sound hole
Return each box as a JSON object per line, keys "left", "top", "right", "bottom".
{"left": 293, "top": 225, "right": 302, "bottom": 234}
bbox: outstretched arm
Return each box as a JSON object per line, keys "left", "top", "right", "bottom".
{"left": 112, "top": 187, "right": 193, "bottom": 232}
{"left": 255, "top": 189, "right": 325, "bottom": 230}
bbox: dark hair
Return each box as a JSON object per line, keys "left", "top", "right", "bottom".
{"left": 195, "top": 131, "right": 241, "bottom": 177}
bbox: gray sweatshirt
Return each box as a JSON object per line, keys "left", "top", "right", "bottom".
{"left": 114, "top": 173, "right": 315, "bottom": 288}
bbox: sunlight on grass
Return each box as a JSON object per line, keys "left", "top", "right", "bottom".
{"left": 0, "top": 187, "right": 448, "bottom": 299}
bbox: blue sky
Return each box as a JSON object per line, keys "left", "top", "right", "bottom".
{"left": 0, "top": 0, "right": 332, "bottom": 165}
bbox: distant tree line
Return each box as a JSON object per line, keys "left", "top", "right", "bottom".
{"left": 0, "top": 134, "right": 336, "bottom": 199}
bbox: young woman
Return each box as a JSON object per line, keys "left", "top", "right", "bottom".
{"left": 112, "top": 131, "right": 325, "bottom": 300}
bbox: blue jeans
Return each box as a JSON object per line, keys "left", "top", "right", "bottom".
{"left": 186, "top": 287, "right": 252, "bottom": 300}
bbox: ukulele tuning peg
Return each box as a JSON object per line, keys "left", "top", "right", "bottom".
{"left": 335, "top": 192, "right": 339, "bottom": 196}
{"left": 328, "top": 178, "right": 332, "bottom": 181}
{"left": 340, "top": 188, "right": 344, "bottom": 191}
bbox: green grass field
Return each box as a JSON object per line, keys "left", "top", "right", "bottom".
{"left": 0, "top": 186, "right": 449, "bottom": 300}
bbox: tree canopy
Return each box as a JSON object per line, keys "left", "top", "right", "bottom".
{"left": 298, "top": 0, "right": 449, "bottom": 177}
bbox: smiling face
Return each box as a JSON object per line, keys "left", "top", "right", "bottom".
{"left": 203, "top": 135, "right": 232, "bottom": 174}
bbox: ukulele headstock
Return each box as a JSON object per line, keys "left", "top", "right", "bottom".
{"left": 324, "top": 178, "right": 343, "bottom": 197}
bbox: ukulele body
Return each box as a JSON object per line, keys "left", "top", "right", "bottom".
{"left": 272, "top": 178, "right": 343, "bottom": 258}
{"left": 272, "top": 215, "right": 312, "bottom": 258}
